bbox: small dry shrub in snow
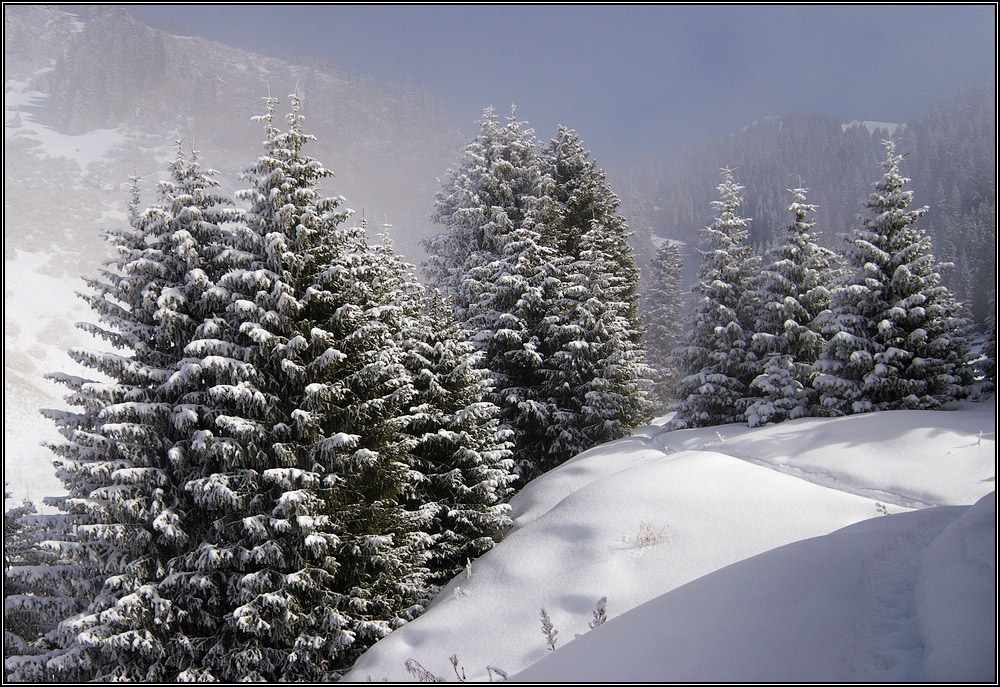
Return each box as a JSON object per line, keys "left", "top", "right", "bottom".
{"left": 622, "top": 521, "right": 668, "bottom": 548}
{"left": 588, "top": 596, "right": 608, "bottom": 629}
{"left": 402, "top": 656, "right": 507, "bottom": 682}
{"left": 404, "top": 659, "right": 443, "bottom": 682}
{"left": 539, "top": 607, "right": 558, "bottom": 651}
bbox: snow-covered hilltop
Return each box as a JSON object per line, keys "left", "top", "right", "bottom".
{"left": 344, "top": 399, "right": 996, "bottom": 682}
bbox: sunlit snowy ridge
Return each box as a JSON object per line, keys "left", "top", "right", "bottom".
{"left": 345, "top": 399, "right": 996, "bottom": 682}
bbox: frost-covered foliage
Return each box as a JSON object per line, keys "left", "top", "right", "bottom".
{"left": 399, "top": 290, "right": 516, "bottom": 586}
{"left": 10, "top": 143, "right": 243, "bottom": 682}
{"left": 538, "top": 126, "right": 652, "bottom": 470}
{"left": 424, "top": 107, "right": 561, "bottom": 479}
{"left": 424, "top": 113, "right": 651, "bottom": 481}
{"left": 670, "top": 169, "right": 761, "bottom": 428}
{"left": 423, "top": 106, "right": 547, "bottom": 322}
{"left": 743, "top": 188, "right": 838, "bottom": 427}
{"left": 170, "top": 95, "right": 437, "bottom": 680}
{"left": 642, "top": 242, "right": 685, "bottom": 407}
{"left": 4, "top": 500, "right": 97, "bottom": 682}
{"left": 813, "top": 140, "right": 979, "bottom": 415}
{"left": 3, "top": 490, "right": 94, "bottom": 681}
{"left": 12, "top": 97, "right": 493, "bottom": 682}
{"left": 367, "top": 226, "right": 515, "bottom": 587}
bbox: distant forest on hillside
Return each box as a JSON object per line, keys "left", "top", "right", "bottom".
{"left": 616, "top": 83, "right": 996, "bottom": 324}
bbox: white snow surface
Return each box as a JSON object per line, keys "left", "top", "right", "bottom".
{"left": 344, "top": 399, "right": 996, "bottom": 682}
{"left": 4, "top": 250, "right": 104, "bottom": 502}
{"left": 5, "top": 79, "right": 127, "bottom": 171}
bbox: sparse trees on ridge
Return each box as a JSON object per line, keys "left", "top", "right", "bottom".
{"left": 642, "top": 241, "right": 685, "bottom": 407}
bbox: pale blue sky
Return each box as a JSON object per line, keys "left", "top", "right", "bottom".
{"left": 127, "top": 4, "right": 996, "bottom": 164}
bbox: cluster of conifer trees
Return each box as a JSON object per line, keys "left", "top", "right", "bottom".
{"left": 3, "top": 99, "right": 651, "bottom": 681}
{"left": 652, "top": 140, "right": 992, "bottom": 429}
{"left": 4, "top": 99, "right": 994, "bottom": 683}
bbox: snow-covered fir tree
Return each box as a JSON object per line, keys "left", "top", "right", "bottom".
{"left": 369, "top": 226, "right": 516, "bottom": 586}
{"left": 642, "top": 241, "right": 685, "bottom": 407}
{"left": 669, "top": 168, "right": 761, "bottom": 428}
{"left": 423, "top": 106, "right": 546, "bottom": 321}
{"left": 4, "top": 491, "right": 41, "bottom": 662}
{"left": 743, "top": 188, "right": 838, "bottom": 427}
{"left": 399, "top": 290, "right": 516, "bottom": 585}
{"left": 4, "top": 500, "right": 100, "bottom": 682}
{"left": 174, "top": 95, "right": 434, "bottom": 680}
{"left": 813, "top": 140, "right": 979, "bottom": 414}
{"left": 538, "top": 126, "right": 652, "bottom": 468}
{"left": 10, "top": 146, "right": 244, "bottom": 682}
{"left": 425, "top": 115, "right": 655, "bottom": 479}
{"left": 423, "top": 106, "right": 563, "bottom": 480}
{"left": 4, "top": 483, "right": 102, "bottom": 682}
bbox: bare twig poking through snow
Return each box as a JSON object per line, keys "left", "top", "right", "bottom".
{"left": 539, "top": 607, "right": 558, "bottom": 651}
{"left": 403, "top": 656, "right": 507, "bottom": 682}
{"left": 404, "top": 659, "right": 443, "bottom": 682}
{"left": 589, "top": 596, "right": 608, "bottom": 629}
{"left": 449, "top": 654, "right": 466, "bottom": 682}
{"left": 486, "top": 665, "right": 508, "bottom": 681}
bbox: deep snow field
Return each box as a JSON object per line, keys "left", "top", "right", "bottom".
{"left": 344, "top": 399, "right": 996, "bottom": 682}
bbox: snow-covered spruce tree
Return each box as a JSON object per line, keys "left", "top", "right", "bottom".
{"left": 642, "top": 241, "right": 685, "bottom": 407}
{"left": 976, "top": 286, "right": 996, "bottom": 386}
{"left": 16, "top": 147, "right": 243, "bottom": 682}
{"left": 669, "top": 168, "right": 761, "bottom": 428}
{"left": 537, "top": 126, "right": 653, "bottom": 468}
{"left": 3, "top": 491, "right": 67, "bottom": 668}
{"left": 467, "top": 198, "right": 563, "bottom": 481}
{"left": 172, "top": 95, "right": 435, "bottom": 680}
{"left": 3, "top": 497, "right": 105, "bottom": 682}
{"left": 4, "top": 491, "right": 40, "bottom": 662}
{"left": 424, "top": 106, "right": 563, "bottom": 480}
{"left": 423, "top": 106, "right": 548, "bottom": 319}
{"left": 371, "top": 226, "right": 515, "bottom": 586}
{"left": 399, "top": 290, "right": 516, "bottom": 585}
{"left": 743, "top": 188, "right": 838, "bottom": 427}
{"left": 813, "top": 140, "right": 979, "bottom": 415}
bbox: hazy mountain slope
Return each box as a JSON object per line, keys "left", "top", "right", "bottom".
{"left": 616, "top": 84, "right": 996, "bottom": 322}
{"left": 3, "top": 4, "right": 462, "bottom": 501}
{"left": 6, "top": 5, "right": 462, "bottom": 264}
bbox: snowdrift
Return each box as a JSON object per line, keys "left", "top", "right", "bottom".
{"left": 344, "top": 399, "right": 996, "bottom": 682}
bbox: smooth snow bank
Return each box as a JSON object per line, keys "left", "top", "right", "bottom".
{"left": 516, "top": 493, "right": 995, "bottom": 683}
{"left": 915, "top": 492, "right": 996, "bottom": 681}
{"left": 343, "top": 400, "right": 995, "bottom": 682}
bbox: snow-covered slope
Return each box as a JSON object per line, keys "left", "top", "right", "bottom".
{"left": 343, "top": 399, "right": 996, "bottom": 682}
{"left": 517, "top": 493, "right": 994, "bottom": 682}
